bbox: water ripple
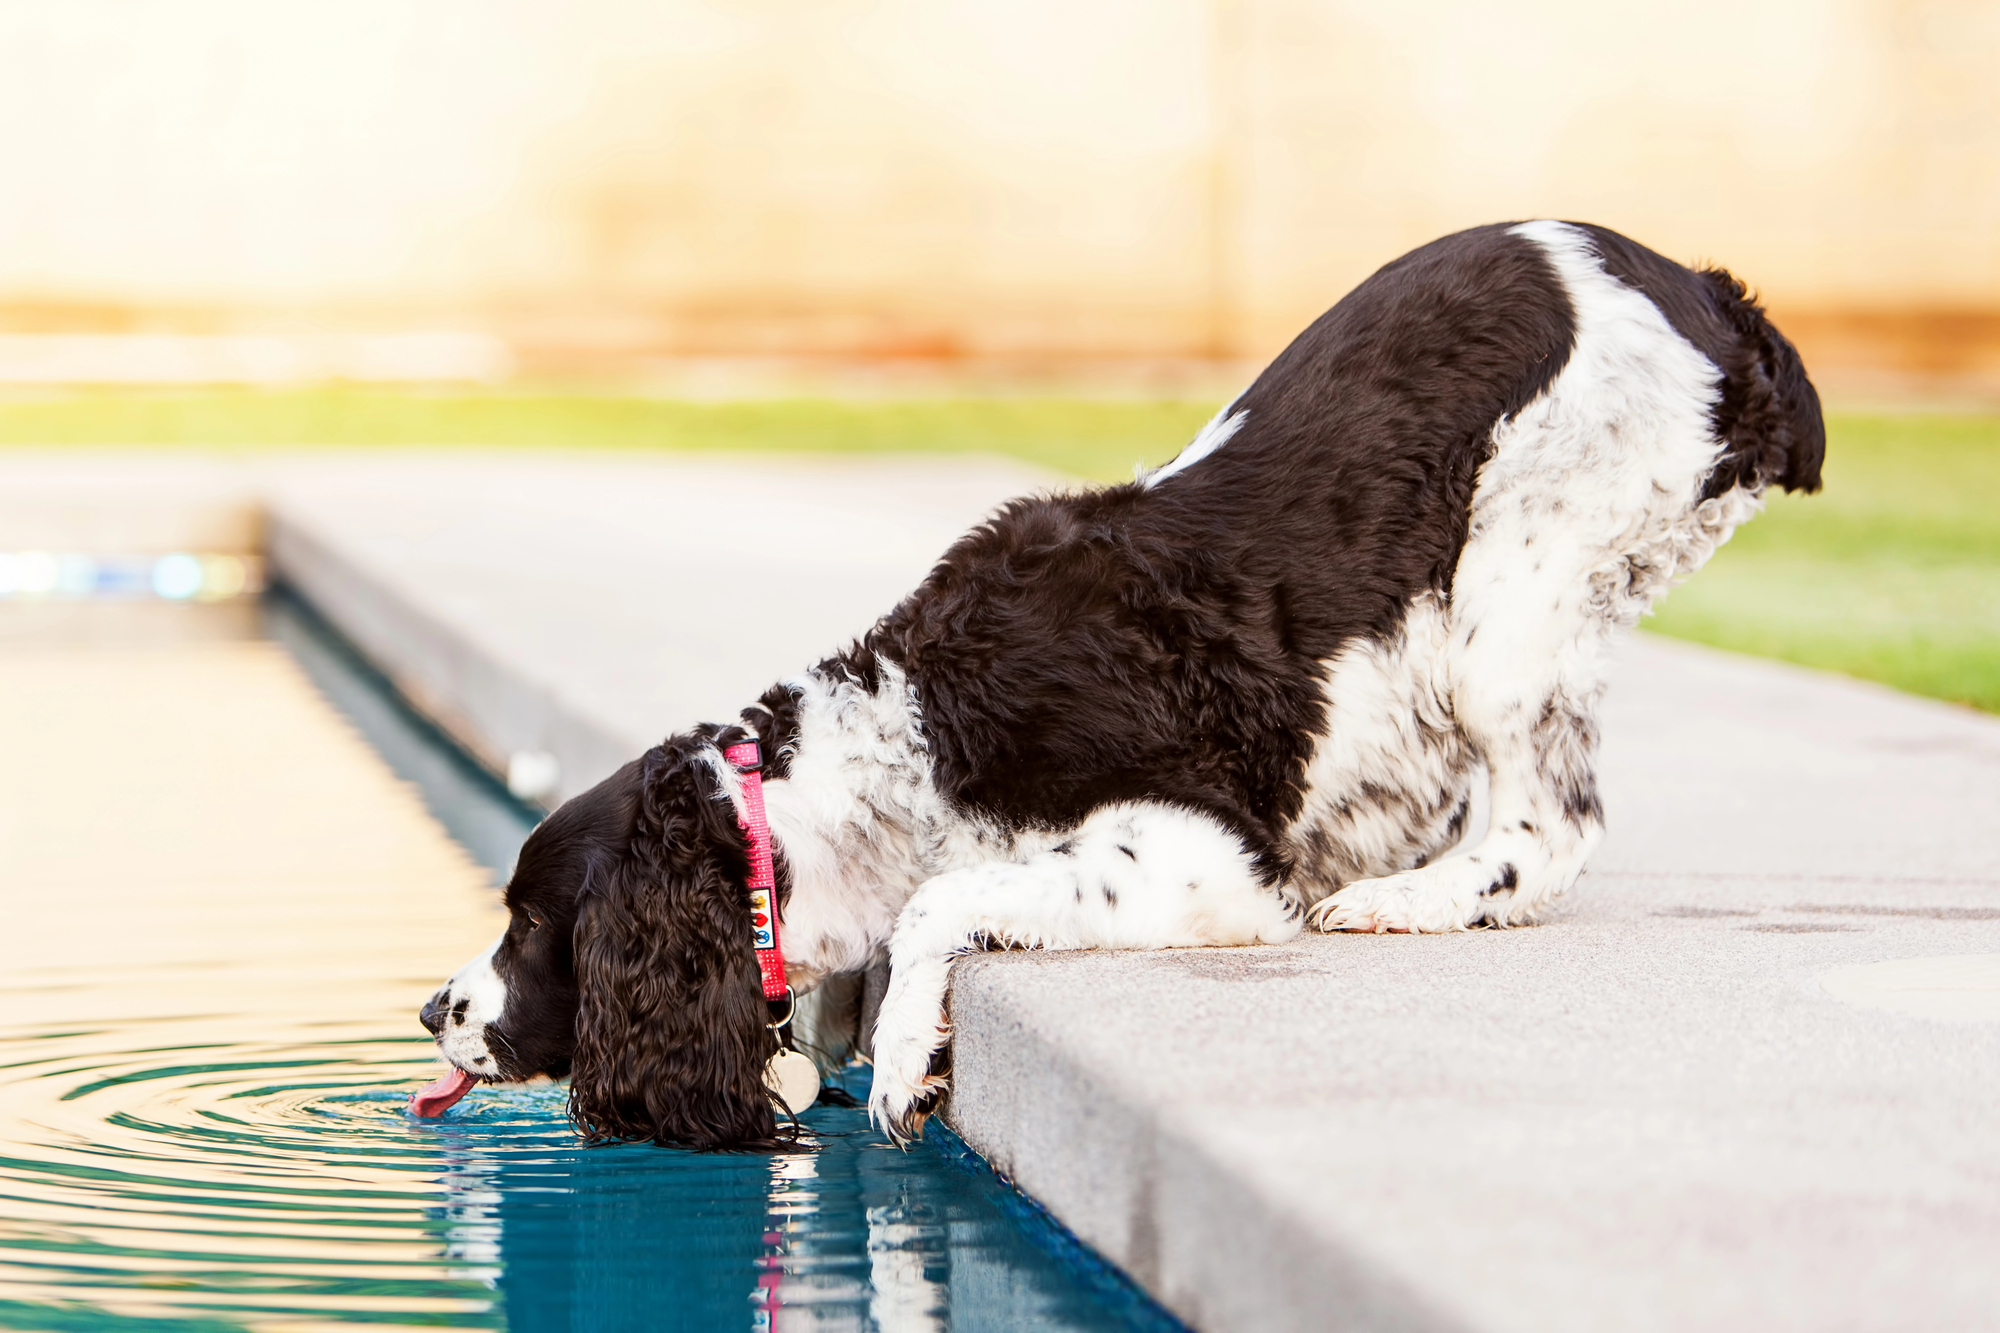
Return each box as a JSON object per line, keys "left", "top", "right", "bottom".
{"left": 0, "top": 605, "right": 1182, "bottom": 1331}
{"left": 0, "top": 1018, "right": 1175, "bottom": 1332}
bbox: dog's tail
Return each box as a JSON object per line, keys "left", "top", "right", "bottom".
{"left": 1700, "top": 268, "right": 1826, "bottom": 498}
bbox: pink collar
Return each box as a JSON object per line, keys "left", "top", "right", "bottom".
{"left": 723, "top": 739, "right": 788, "bottom": 1002}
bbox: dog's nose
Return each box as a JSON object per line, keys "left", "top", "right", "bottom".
{"left": 419, "top": 991, "right": 448, "bottom": 1035}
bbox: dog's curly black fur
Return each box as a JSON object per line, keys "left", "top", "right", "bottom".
{"left": 567, "top": 726, "right": 787, "bottom": 1149}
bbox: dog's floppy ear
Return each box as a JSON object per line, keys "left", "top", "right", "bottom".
{"left": 568, "top": 726, "right": 781, "bottom": 1149}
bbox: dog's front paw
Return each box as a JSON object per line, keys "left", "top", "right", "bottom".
{"left": 868, "top": 1067, "right": 947, "bottom": 1148}
{"left": 1308, "top": 865, "right": 1487, "bottom": 934}
{"left": 867, "top": 986, "right": 951, "bottom": 1147}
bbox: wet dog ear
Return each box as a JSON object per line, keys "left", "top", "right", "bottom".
{"left": 568, "top": 728, "right": 781, "bottom": 1149}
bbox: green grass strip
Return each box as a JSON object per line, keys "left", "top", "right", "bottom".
{"left": 0, "top": 387, "right": 1211, "bottom": 482}
{"left": 1648, "top": 413, "right": 2000, "bottom": 714}
{"left": 2, "top": 389, "right": 1993, "bottom": 712}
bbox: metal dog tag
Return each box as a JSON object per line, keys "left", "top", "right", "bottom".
{"left": 764, "top": 1048, "right": 820, "bottom": 1116}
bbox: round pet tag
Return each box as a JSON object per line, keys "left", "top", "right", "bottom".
{"left": 764, "top": 1048, "right": 821, "bottom": 1115}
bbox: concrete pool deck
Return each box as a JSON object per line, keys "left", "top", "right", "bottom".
{"left": 259, "top": 450, "right": 1051, "bottom": 801}
{"left": 9, "top": 449, "right": 2000, "bottom": 1332}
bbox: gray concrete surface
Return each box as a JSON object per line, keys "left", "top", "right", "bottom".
{"left": 10, "top": 449, "right": 1998, "bottom": 1331}
{"left": 261, "top": 451, "right": 1051, "bottom": 801}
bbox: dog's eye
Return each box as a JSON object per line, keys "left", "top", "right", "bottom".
{"left": 526, "top": 911, "right": 545, "bottom": 931}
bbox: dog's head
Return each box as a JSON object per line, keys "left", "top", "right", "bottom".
{"left": 419, "top": 726, "right": 783, "bottom": 1148}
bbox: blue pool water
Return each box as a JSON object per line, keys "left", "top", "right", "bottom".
{"left": 0, "top": 597, "right": 1182, "bottom": 1332}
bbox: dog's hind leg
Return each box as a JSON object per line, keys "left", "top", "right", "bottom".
{"left": 1306, "top": 395, "right": 1687, "bottom": 934}
{"left": 867, "top": 801, "right": 1300, "bottom": 1143}
{"left": 1309, "top": 593, "right": 1612, "bottom": 934}
{"left": 1308, "top": 482, "right": 1757, "bottom": 935}
{"left": 1314, "top": 219, "right": 1769, "bottom": 934}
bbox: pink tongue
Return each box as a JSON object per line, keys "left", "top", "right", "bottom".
{"left": 409, "top": 1066, "right": 478, "bottom": 1117}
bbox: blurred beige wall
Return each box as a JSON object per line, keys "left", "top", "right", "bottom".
{"left": 1, "top": 0, "right": 1995, "bottom": 380}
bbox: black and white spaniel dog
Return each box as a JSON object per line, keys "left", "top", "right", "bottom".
{"left": 416, "top": 221, "right": 1823, "bottom": 1149}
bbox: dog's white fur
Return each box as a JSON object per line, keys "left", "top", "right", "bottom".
{"left": 435, "top": 932, "right": 510, "bottom": 1076}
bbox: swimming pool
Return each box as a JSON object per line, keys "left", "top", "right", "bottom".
{"left": 0, "top": 596, "right": 1183, "bottom": 1332}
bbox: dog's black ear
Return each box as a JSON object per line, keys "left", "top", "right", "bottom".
{"left": 569, "top": 727, "right": 780, "bottom": 1149}
{"left": 1701, "top": 267, "right": 1826, "bottom": 497}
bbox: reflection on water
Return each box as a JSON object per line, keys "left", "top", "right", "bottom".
{"left": 0, "top": 601, "right": 1180, "bottom": 1331}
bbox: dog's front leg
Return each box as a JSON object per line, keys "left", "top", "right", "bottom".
{"left": 865, "top": 859, "right": 1064, "bottom": 1145}
{"left": 867, "top": 802, "right": 1299, "bottom": 1143}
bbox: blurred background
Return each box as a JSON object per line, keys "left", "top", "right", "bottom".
{"left": 2, "top": 0, "right": 1996, "bottom": 712}
{"left": 2, "top": 0, "right": 1998, "bottom": 389}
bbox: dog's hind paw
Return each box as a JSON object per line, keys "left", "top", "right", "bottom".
{"left": 1309, "top": 865, "right": 1490, "bottom": 934}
